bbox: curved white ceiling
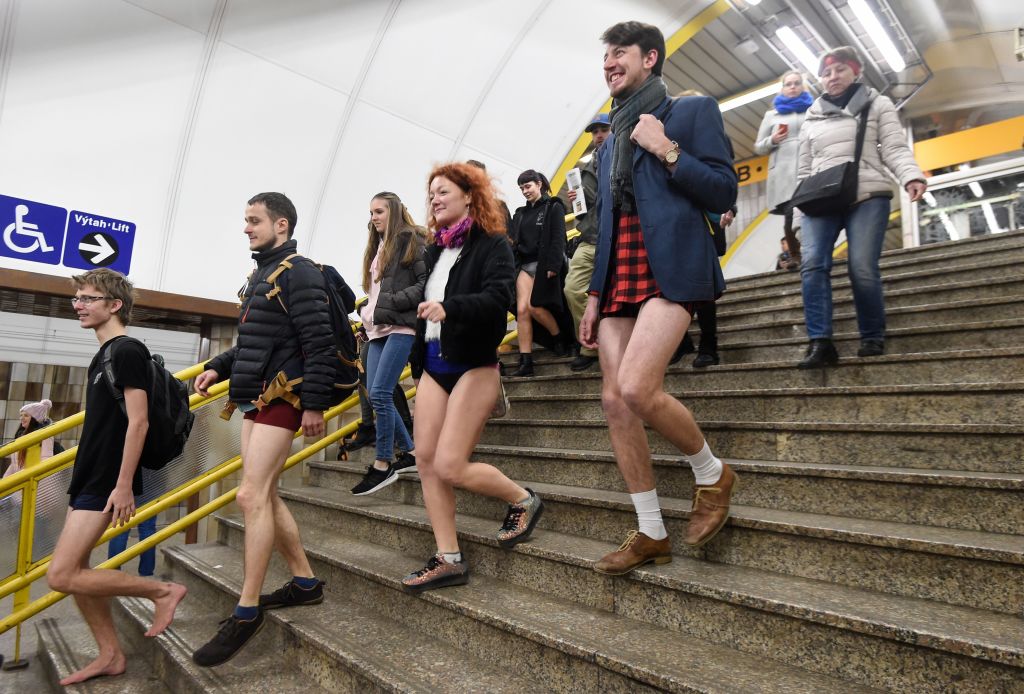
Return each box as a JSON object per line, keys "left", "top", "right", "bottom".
{"left": 0, "top": 0, "right": 709, "bottom": 301}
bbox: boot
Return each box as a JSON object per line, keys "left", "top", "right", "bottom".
{"left": 797, "top": 339, "right": 839, "bottom": 369}
{"left": 511, "top": 354, "right": 534, "bottom": 377}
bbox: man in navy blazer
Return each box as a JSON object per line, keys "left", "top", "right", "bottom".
{"left": 579, "top": 21, "right": 740, "bottom": 575}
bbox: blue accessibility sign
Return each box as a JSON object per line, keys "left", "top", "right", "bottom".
{"left": 0, "top": 194, "right": 67, "bottom": 266}
{"left": 62, "top": 210, "right": 136, "bottom": 275}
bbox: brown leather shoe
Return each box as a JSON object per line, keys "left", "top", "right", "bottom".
{"left": 684, "top": 464, "right": 738, "bottom": 547}
{"left": 594, "top": 531, "right": 672, "bottom": 575}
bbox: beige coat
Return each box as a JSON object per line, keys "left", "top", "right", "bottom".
{"left": 754, "top": 108, "right": 807, "bottom": 212}
{"left": 797, "top": 85, "right": 923, "bottom": 205}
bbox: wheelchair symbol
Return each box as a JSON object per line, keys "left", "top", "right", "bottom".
{"left": 3, "top": 204, "right": 55, "bottom": 254}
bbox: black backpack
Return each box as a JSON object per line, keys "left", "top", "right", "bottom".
{"left": 265, "top": 255, "right": 360, "bottom": 405}
{"left": 102, "top": 337, "right": 195, "bottom": 470}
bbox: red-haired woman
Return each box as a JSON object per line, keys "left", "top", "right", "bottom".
{"left": 402, "top": 163, "right": 544, "bottom": 593}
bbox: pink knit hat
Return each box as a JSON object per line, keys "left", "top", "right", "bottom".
{"left": 20, "top": 399, "right": 53, "bottom": 424}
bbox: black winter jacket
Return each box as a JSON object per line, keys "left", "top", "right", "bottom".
{"left": 372, "top": 230, "right": 428, "bottom": 330}
{"left": 206, "top": 240, "right": 336, "bottom": 411}
{"left": 509, "top": 196, "right": 567, "bottom": 313}
{"left": 410, "top": 224, "right": 515, "bottom": 377}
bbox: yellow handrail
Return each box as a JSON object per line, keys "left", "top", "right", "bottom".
{"left": 0, "top": 363, "right": 418, "bottom": 637}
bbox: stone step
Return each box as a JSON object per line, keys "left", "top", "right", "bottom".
{"left": 715, "top": 295, "right": 1023, "bottom": 344}
{"left": 331, "top": 448, "right": 1024, "bottom": 535}
{"left": 721, "top": 256, "right": 1024, "bottom": 312}
{"left": 723, "top": 232, "right": 1024, "bottom": 296}
{"left": 280, "top": 480, "right": 1024, "bottom": 615}
{"left": 109, "top": 587, "right": 326, "bottom": 694}
{"left": 480, "top": 418, "right": 1024, "bottom": 473}
{"left": 35, "top": 617, "right": 171, "bottom": 693}
{"left": 504, "top": 318, "right": 1024, "bottom": 369}
{"left": 716, "top": 317, "right": 1024, "bottom": 364}
{"left": 502, "top": 347, "right": 1024, "bottom": 394}
{"left": 158, "top": 543, "right": 532, "bottom": 693}
{"left": 504, "top": 381, "right": 1024, "bottom": 427}
{"left": 213, "top": 514, "right": 883, "bottom": 693}
{"left": 222, "top": 493, "right": 1024, "bottom": 692}
{"left": 716, "top": 274, "right": 1024, "bottom": 328}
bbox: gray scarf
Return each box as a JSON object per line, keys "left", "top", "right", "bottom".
{"left": 609, "top": 75, "right": 668, "bottom": 210}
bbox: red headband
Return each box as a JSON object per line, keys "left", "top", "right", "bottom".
{"left": 822, "top": 54, "right": 861, "bottom": 76}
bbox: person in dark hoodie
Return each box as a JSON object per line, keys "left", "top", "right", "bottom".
{"left": 508, "top": 169, "right": 573, "bottom": 377}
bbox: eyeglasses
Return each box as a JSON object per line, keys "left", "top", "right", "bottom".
{"left": 70, "top": 295, "right": 112, "bottom": 307}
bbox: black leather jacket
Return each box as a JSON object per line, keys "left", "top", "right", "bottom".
{"left": 410, "top": 224, "right": 515, "bottom": 377}
{"left": 206, "top": 240, "right": 336, "bottom": 411}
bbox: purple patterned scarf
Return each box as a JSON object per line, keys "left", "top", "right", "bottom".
{"left": 435, "top": 216, "right": 473, "bottom": 249}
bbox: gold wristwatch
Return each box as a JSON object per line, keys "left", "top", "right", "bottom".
{"left": 663, "top": 141, "right": 681, "bottom": 166}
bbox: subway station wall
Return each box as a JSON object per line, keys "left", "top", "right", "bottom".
{"left": 0, "top": 0, "right": 706, "bottom": 302}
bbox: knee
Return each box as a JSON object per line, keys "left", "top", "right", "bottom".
{"left": 433, "top": 456, "right": 464, "bottom": 487}
{"left": 601, "top": 387, "right": 632, "bottom": 422}
{"left": 47, "top": 564, "right": 75, "bottom": 593}
{"left": 235, "top": 485, "right": 269, "bottom": 516}
{"left": 368, "top": 385, "right": 391, "bottom": 411}
{"left": 847, "top": 258, "right": 880, "bottom": 284}
{"left": 619, "top": 378, "right": 656, "bottom": 417}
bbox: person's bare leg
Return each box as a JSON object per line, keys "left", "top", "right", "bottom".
{"left": 529, "top": 304, "right": 560, "bottom": 335}
{"left": 271, "top": 492, "right": 314, "bottom": 578}
{"left": 618, "top": 299, "right": 705, "bottom": 455}
{"left": 235, "top": 420, "right": 300, "bottom": 605}
{"left": 516, "top": 271, "right": 535, "bottom": 354}
{"left": 432, "top": 367, "right": 527, "bottom": 503}
{"left": 413, "top": 374, "right": 459, "bottom": 553}
{"left": 598, "top": 317, "right": 657, "bottom": 492}
{"left": 49, "top": 510, "right": 186, "bottom": 685}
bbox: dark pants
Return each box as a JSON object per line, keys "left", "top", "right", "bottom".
{"left": 696, "top": 302, "right": 717, "bottom": 353}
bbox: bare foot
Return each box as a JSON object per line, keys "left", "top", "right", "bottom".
{"left": 59, "top": 651, "right": 126, "bottom": 686}
{"left": 145, "top": 582, "right": 188, "bottom": 637}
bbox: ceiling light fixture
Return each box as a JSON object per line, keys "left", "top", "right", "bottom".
{"left": 848, "top": 0, "right": 906, "bottom": 72}
{"left": 719, "top": 82, "right": 780, "bottom": 112}
{"left": 775, "top": 26, "right": 821, "bottom": 76}
{"left": 922, "top": 191, "right": 937, "bottom": 207}
{"left": 968, "top": 181, "right": 984, "bottom": 198}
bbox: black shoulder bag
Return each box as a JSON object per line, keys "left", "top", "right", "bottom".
{"left": 787, "top": 99, "right": 872, "bottom": 217}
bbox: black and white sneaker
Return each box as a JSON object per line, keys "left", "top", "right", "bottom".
{"left": 393, "top": 451, "right": 417, "bottom": 475}
{"left": 259, "top": 578, "right": 325, "bottom": 610}
{"left": 350, "top": 464, "right": 398, "bottom": 495}
{"left": 193, "top": 610, "right": 265, "bottom": 667}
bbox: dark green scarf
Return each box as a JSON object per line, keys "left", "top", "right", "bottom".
{"left": 609, "top": 75, "right": 668, "bottom": 210}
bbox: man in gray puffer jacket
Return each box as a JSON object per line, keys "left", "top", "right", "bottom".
{"left": 795, "top": 46, "right": 926, "bottom": 369}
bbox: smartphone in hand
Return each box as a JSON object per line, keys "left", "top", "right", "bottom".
{"left": 777, "top": 123, "right": 789, "bottom": 136}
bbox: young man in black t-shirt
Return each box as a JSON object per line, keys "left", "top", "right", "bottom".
{"left": 46, "top": 269, "right": 187, "bottom": 687}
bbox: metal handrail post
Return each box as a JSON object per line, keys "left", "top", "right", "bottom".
{"left": 6, "top": 442, "right": 41, "bottom": 670}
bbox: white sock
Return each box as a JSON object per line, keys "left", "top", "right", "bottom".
{"left": 630, "top": 489, "right": 667, "bottom": 540}
{"left": 441, "top": 551, "right": 462, "bottom": 564}
{"left": 688, "top": 440, "right": 724, "bottom": 486}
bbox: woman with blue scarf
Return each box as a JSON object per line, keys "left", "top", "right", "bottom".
{"left": 755, "top": 70, "right": 814, "bottom": 270}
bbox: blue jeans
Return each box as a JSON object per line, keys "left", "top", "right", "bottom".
{"left": 800, "top": 196, "right": 891, "bottom": 340}
{"left": 366, "top": 334, "right": 415, "bottom": 462}
{"left": 107, "top": 511, "right": 157, "bottom": 576}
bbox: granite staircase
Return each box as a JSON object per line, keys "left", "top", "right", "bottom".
{"left": 39, "top": 230, "right": 1024, "bottom": 692}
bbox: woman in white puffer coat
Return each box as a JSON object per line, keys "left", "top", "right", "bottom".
{"left": 795, "top": 46, "right": 927, "bottom": 369}
{"left": 754, "top": 70, "right": 813, "bottom": 269}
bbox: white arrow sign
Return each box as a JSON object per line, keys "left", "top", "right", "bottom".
{"left": 79, "top": 233, "right": 116, "bottom": 264}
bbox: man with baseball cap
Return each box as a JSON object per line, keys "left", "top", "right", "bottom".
{"left": 564, "top": 113, "right": 611, "bottom": 371}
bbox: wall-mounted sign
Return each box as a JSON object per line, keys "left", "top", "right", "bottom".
{"left": 0, "top": 193, "right": 135, "bottom": 274}
{"left": 63, "top": 211, "right": 135, "bottom": 274}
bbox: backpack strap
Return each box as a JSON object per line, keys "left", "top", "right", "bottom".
{"left": 101, "top": 337, "right": 150, "bottom": 418}
{"left": 253, "top": 370, "right": 303, "bottom": 411}
{"left": 264, "top": 253, "right": 302, "bottom": 313}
